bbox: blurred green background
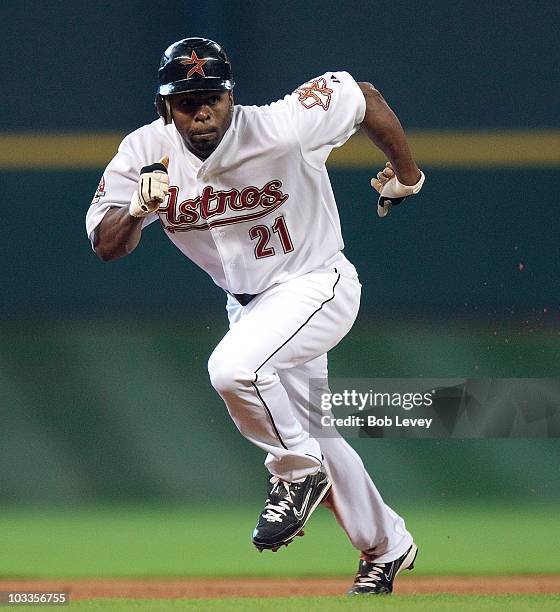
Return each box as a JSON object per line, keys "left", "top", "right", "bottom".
{"left": 1, "top": 0, "right": 559, "bottom": 577}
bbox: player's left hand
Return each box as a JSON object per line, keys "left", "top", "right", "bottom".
{"left": 371, "top": 162, "right": 425, "bottom": 218}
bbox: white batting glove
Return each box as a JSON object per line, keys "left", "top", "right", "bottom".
{"left": 371, "top": 162, "right": 425, "bottom": 218}
{"left": 129, "top": 155, "right": 169, "bottom": 218}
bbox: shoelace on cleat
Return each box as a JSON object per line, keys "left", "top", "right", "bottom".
{"left": 355, "top": 563, "right": 387, "bottom": 585}
{"left": 261, "top": 477, "right": 294, "bottom": 522}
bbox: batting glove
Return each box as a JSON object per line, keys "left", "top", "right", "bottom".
{"left": 371, "top": 163, "right": 425, "bottom": 218}
{"left": 129, "top": 155, "right": 169, "bottom": 218}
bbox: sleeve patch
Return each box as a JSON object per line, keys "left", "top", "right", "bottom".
{"left": 295, "top": 77, "right": 333, "bottom": 111}
{"left": 91, "top": 176, "right": 106, "bottom": 205}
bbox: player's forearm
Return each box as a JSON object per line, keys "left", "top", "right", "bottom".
{"left": 358, "top": 83, "right": 420, "bottom": 186}
{"left": 92, "top": 207, "right": 143, "bottom": 262}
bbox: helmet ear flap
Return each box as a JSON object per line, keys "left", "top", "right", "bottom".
{"left": 155, "top": 94, "right": 172, "bottom": 125}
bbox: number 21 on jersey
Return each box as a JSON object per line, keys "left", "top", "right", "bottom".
{"left": 249, "top": 215, "right": 294, "bottom": 259}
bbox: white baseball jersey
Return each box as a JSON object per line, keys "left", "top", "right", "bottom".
{"left": 86, "top": 71, "right": 366, "bottom": 295}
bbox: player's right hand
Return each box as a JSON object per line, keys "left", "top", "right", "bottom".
{"left": 129, "top": 156, "right": 169, "bottom": 217}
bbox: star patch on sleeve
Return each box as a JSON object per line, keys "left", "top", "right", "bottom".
{"left": 295, "top": 77, "right": 334, "bottom": 111}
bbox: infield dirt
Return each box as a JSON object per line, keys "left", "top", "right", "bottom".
{"left": 1, "top": 576, "right": 559, "bottom": 599}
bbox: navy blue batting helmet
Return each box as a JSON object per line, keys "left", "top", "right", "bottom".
{"left": 155, "top": 37, "right": 234, "bottom": 123}
{"left": 158, "top": 37, "right": 234, "bottom": 95}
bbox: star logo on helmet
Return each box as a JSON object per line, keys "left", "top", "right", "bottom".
{"left": 295, "top": 77, "right": 333, "bottom": 111}
{"left": 180, "top": 51, "right": 208, "bottom": 78}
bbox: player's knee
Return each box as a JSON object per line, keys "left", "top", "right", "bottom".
{"left": 208, "top": 349, "right": 252, "bottom": 395}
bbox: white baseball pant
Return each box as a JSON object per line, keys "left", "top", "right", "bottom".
{"left": 207, "top": 252, "right": 413, "bottom": 562}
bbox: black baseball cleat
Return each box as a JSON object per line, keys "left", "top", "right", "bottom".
{"left": 347, "top": 543, "right": 418, "bottom": 595}
{"left": 252, "top": 470, "right": 331, "bottom": 551}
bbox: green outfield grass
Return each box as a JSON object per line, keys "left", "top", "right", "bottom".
{"left": 1, "top": 503, "right": 559, "bottom": 578}
{"left": 17, "top": 595, "right": 560, "bottom": 611}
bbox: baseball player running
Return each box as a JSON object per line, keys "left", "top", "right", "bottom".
{"left": 86, "top": 37, "right": 425, "bottom": 595}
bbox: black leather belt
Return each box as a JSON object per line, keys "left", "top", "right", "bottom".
{"left": 232, "top": 292, "right": 258, "bottom": 306}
